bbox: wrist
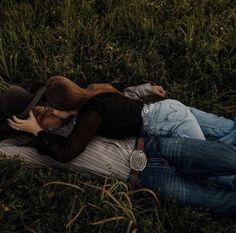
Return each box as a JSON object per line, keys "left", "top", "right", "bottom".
{"left": 33, "top": 126, "right": 44, "bottom": 137}
{"left": 151, "top": 85, "right": 155, "bottom": 94}
{"left": 144, "top": 83, "right": 153, "bottom": 94}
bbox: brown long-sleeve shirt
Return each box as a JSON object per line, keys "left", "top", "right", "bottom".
{"left": 36, "top": 92, "right": 144, "bottom": 162}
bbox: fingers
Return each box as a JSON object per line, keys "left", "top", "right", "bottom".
{"left": 12, "top": 115, "right": 24, "bottom": 123}
{"left": 152, "top": 86, "right": 166, "bottom": 97}
{"left": 44, "top": 106, "right": 53, "bottom": 113}
{"left": 7, "top": 113, "right": 40, "bottom": 134}
{"left": 157, "top": 86, "right": 166, "bottom": 94}
{"left": 159, "top": 91, "right": 166, "bottom": 97}
{"left": 7, "top": 115, "right": 27, "bottom": 130}
{"left": 7, "top": 118, "right": 22, "bottom": 130}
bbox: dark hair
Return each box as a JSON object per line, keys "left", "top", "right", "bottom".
{"left": 45, "top": 76, "right": 122, "bottom": 110}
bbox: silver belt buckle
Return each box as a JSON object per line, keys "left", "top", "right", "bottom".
{"left": 129, "top": 150, "right": 147, "bottom": 171}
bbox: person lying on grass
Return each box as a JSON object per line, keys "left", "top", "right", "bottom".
{"left": 7, "top": 76, "right": 236, "bottom": 163}
{"left": 1, "top": 83, "right": 236, "bottom": 216}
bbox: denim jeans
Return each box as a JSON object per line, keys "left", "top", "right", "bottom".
{"left": 142, "top": 99, "right": 206, "bottom": 140}
{"left": 138, "top": 100, "right": 236, "bottom": 213}
{"left": 189, "top": 107, "right": 236, "bottom": 145}
{"left": 142, "top": 100, "right": 236, "bottom": 144}
{"left": 137, "top": 136, "right": 236, "bottom": 215}
{"left": 187, "top": 107, "right": 236, "bottom": 189}
{"left": 141, "top": 100, "right": 236, "bottom": 188}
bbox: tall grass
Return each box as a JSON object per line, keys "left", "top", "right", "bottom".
{"left": 0, "top": 0, "right": 235, "bottom": 107}
{"left": 0, "top": 0, "right": 236, "bottom": 232}
{"left": 1, "top": 159, "right": 235, "bottom": 232}
{"left": 0, "top": 159, "right": 166, "bottom": 232}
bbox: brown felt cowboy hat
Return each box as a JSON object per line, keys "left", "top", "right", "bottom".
{"left": 0, "top": 85, "right": 46, "bottom": 134}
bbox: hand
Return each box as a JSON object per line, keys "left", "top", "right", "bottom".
{"left": 151, "top": 85, "right": 166, "bottom": 97}
{"left": 7, "top": 111, "right": 43, "bottom": 136}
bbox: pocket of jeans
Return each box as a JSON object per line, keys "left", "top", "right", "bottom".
{"left": 165, "top": 103, "right": 189, "bottom": 122}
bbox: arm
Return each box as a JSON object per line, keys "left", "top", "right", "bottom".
{"left": 36, "top": 111, "right": 102, "bottom": 163}
{"left": 123, "top": 83, "right": 166, "bottom": 100}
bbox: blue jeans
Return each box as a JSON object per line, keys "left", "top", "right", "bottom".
{"left": 142, "top": 100, "right": 236, "bottom": 144}
{"left": 189, "top": 107, "right": 236, "bottom": 145}
{"left": 137, "top": 136, "right": 236, "bottom": 215}
{"left": 142, "top": 100, "right": 206, "bottom": 140}
{"left": 188, "top": 107, "right": 236, "bottom": 189}
{"left": 138, "top": 99, "right": 236, "bottom": 214}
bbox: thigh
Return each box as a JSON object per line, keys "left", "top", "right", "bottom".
{"left": 189, "top": 107, "right": 235, "bottom": 138}
{"left": 157, "top": 137, "right": 236, "bottom": 176}
{"left": 139, "top": 164, "right": 236, "bottom": 215}
{"left": 208, "top": 175, "right": 236, "bottom": 190}
{"left": 143, "top": 100, "right": 205, "bottom": 140}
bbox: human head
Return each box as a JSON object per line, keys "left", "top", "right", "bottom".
{"left": 33, "top": 106, "right": 64, "bottom": 130}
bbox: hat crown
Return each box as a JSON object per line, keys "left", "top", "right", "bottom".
{"left": 0, "top": 86, "right": 33, "bottom": 118}
{"left": 0, "top": 85, "right": 46, "bottom": 136}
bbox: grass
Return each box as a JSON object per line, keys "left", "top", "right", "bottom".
{"left": 1, "top": 159, "right": 235, "bottom": 233}
{"left": 0, "top": 0, "right": 236, "bottom": 232}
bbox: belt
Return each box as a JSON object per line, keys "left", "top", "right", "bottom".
{"left": 129, "top": 135, "right": 147, "bottom": 189}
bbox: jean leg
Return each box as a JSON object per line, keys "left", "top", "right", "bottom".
{"left": 207, "top": 176, "right": 236, "bottom": 190}
{"left": 157, "top": 132, "right": 236, "bottom": 190}
{"left": 142, "top": 100, "right": 206, "bottom": 140}
{"left": 139, "top": 164, "right": 236, "bottom": 215}
{"left": 189, "top": 107, "right": 236, "bottom": 144}
{"left": 187, "top": 109, "right": 236, "bottom": 188}
{"left": 145, "top": 136, "right": 236, "bottom": 176}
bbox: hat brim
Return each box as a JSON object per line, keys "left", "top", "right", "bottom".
{"left": 0, "top": 86, "right": 46, "bottom": 135}
{"left": 17, "top": 86, "right": 46, "bottom": 119}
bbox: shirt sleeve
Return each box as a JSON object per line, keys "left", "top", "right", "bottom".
{"left": 36, "top": 111, "right": 102, "bottom": 163}
{"left": 123, "top": 83, "right": 152, "bottom": 100}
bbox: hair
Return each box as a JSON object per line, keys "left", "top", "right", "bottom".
{"left": 45, "top": 76, "right": 122, "bottom": 111}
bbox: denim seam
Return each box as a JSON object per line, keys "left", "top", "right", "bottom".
{"left": 199, "top": 123, "right": 235, "bottom": 133}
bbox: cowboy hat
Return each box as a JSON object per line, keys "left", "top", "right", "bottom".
{"left": 0, "top": 85, "right": 46, "bottom": 134}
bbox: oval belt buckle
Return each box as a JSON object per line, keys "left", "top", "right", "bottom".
{"left": 129, "top": 150, "right": 147, "bottom": 171}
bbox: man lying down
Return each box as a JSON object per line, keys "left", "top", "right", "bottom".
{"left": 1, "top": 104, "right": 236, "bottom": 216}
{"left": 0, "top": 111, "right": 132, "bottom": 179}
